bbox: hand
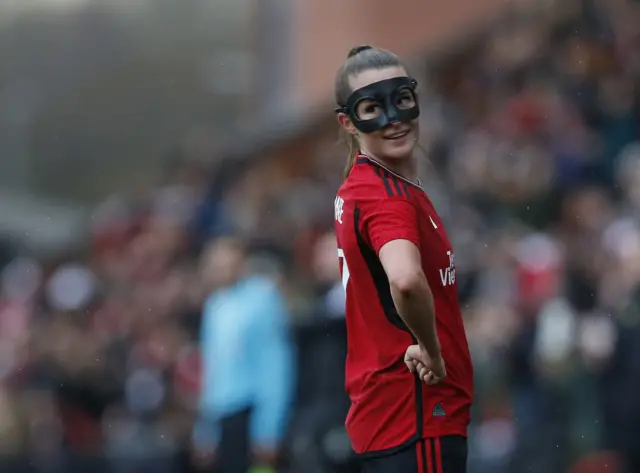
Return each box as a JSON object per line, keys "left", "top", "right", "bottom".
{"left": 252, "top": 447, "right": 280, "bottom": 468}
{"left": 404, "top": 344, "right": 446, "bottom": 386}
{"left": 191, "top": 445, "right": 215, "bottom": 470}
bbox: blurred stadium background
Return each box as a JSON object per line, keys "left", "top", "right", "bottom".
{"left": 0, "top": 0, "right": 639, "bottom": 472}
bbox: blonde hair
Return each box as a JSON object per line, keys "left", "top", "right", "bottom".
{"left": 341, "top": 133, "right": 360, "bottom": 180}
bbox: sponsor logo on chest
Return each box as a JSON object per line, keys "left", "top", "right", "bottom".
{"left": 439, "top": 250, "right": 456, "bottom": 287}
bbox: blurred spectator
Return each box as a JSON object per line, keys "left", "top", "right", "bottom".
{"left": 193, "top": 237, "right": 295, "bottom": 473}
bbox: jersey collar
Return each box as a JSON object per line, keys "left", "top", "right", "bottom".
{"left": 356, "top": 152, "right": 423, "bottom": 190}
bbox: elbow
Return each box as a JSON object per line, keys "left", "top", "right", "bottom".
{"left": 388, "top": 270, "right": 426, "bottom": 297}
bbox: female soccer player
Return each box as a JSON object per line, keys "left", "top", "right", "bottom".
{"left": 333, "top": 45, "right": 474, "bottom": 473}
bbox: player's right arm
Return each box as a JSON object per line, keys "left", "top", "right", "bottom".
{"left": 364, "top": 198, "right": 441, "bottom": 360}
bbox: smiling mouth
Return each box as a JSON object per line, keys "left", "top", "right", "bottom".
{"left": 384, "top": 130, "right": 410, "bottom": 140}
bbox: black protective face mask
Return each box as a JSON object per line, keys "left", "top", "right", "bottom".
{"left": 336, "top": 76, "right": 420, "bottom": 134}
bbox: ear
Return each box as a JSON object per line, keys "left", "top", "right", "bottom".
{"left": 337, "top": 112, "right": 358, "bottom": 136}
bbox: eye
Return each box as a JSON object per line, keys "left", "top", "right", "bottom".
{"left": 396, "top": 91, "right": 416, "bottom": 109}
{"left": 355, "top": 99, "right": 383, "bottom": 120}
{"left": 364, "top": 104, "right": 381, "bottom": 114}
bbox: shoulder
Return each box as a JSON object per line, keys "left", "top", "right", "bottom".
{"left": 203, "top": 291, "right": 223, "bottom": 317}
{"left": 242, "top": 275, "right": 273, "bottom": 291}
{"left": 243, "top": 277, "right": 289, "bottom": 322}
{"left": 243, "top": 276, "right": 284, "bottom": 302}
{"left": 339, "top": 161, "right": 413, "bottom": 208}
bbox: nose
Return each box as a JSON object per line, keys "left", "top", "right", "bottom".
{"left": 386, "top": 106, "right": 399, "bottom": 123}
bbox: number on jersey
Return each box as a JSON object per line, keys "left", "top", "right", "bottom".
{"left": 334, "top": 196, "right": 344, "bottom": 224}
{"left": 337, "top": 248, "right": 350, "bottom": 291}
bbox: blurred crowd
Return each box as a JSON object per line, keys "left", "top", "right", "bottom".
{"left": 0, "top": 0, "right": 639, "bottom": 472}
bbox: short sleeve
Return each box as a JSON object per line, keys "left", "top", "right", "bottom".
{"left": 364, "top": 198, "right": 420, "bottom": 255}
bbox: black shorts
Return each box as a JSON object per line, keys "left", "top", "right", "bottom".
{"left": 360, "top": 435, "right": 467, "bottom": 473}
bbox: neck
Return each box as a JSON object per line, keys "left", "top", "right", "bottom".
{"left": 215, "top": 272, "right": 246, "bottom": 291}
{"left": 361, "top": 149, "right": 418, "bottom": 183}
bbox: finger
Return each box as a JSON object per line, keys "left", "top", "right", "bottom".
{"left": 423, "top": 369, "right": 444, "bottom": 385}
{"left": 427, "top": 374, "right": 443, "bottom": 386}
{"left": 407, "top": 359, "right": 423, "bottom": 373}
{"left": 422, "top": 371, "right": 433, "bottom": 383}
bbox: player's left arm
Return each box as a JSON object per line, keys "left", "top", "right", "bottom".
{"left": 365, "top": 198, "right": 441, "bottom": 359}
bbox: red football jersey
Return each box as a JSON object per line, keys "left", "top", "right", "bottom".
{"left": 334, "top": 153, "right": 473, "bottom": 455}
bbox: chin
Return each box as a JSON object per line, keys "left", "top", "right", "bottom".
{"left": 383, "top": 139, "right": 416, "bottom": 160}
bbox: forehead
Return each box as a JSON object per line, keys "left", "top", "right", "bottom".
{"left": 348, "top": 66, "right": 408, "bottom": 93}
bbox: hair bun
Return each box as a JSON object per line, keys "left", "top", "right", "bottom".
{"left": 348, "top": 45, "right": 373, "bottom": 58}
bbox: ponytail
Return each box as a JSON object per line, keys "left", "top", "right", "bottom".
{"left": 342, "top": 132, "right": 360, "bottom": 181}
